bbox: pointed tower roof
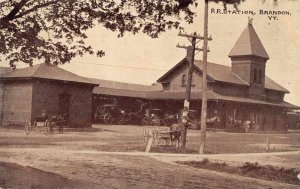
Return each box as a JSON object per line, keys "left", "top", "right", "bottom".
{"left": 228, "top": 19, "right": 269, "bottom": 59}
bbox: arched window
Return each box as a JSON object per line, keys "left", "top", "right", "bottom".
{"left": 253, "top": 68, "right": 258, "bottom": 83}
{"left": 258, "top": 70, "right": 262, "bottom": 84}
{"left": 181, "top": 74, "right": 186, "bottom": 86}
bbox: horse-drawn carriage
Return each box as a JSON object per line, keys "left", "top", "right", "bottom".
{"left": 25, "top": 116, "right": 49, "bottom": 135}
{"left": 141, "top": 108, "right": 180, "bottom": 126}
{"left": 25, "top": 115, "right": 65, "bottom": 135}
{"left": 141, "top": 109, "right": 164, "bottom": 126}
{"left": 226, "top": 117, "right": 255, "bottom": 133}
{"left": 94, "top": 104, "right": 136, "bottom": 125}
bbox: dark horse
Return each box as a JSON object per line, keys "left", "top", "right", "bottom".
{"left": 169, "top": 123, "right": 184, "bottom": 147}
{"left": 49, "top": 115, "right": 65, "bottom": 134}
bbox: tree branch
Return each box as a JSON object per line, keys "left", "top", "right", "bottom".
{"left": 1, "top": 0, "right": 30, "bottom": 21}
{"left": 14, "top": 0, "right": 62, "bottom": 19}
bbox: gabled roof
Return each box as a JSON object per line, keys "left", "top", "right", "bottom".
{"left": 156, "top": 58, "right": 187, "bottom": 83}
{"left": 264, "top": 77, "right": 289, "bottom": 93}
{"left": 93, "top": 87, "right": 148, "bottom": 98}
{"left": 156, "top": 58, "right": 289, "bottom": 93}
{"left": 92, "top": 78, "right": 162, "bottom": 98}
{"left": 0, "top": 67, "right": 13, "bottom": 76}
{"left": 228, "top": 22, "right": 269, "bottom": 59}
{"left": 0, "top": 63, "right": 98, "bottom": 85}
{"left": 194, "top": 60, "right": 248, "bottom": 86}
{"left": 156, "top": 58, "right": 215, "bottom": 83}
{"left": 156, "top": 58, "right": 247, "bottom": 86}
{"left": 89, "top": 78, "right": 162, "bottom": 92}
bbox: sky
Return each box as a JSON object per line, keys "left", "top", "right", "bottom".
{"left": 3, "top": 0, "right": 300, "bottom": 106}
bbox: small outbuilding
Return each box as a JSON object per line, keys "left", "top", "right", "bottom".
{"left": 0, "top": 63, "right": 98, "bottom": 127}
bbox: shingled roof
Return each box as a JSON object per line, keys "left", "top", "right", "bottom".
{"left": 91, "top": 78, "right": 162, "bottom": 98}
{"left": 90, "top": 78, "right": 162, "bottom": 92}
{"left": 156, "top": 58, "right": 289, "bottom": 93}
{"left": 0, "top": 63, "right": 98, "bottom": 85}
{"left": 0, "top": 67, "right": 12, "bottom": 76}
{"left": 194, "top": 60, "right": 248, "bottom": 85}
{"left": 195, "top": 60, "right": 289, "bottom": 93}
{"left": 228, "top": 22, "right": 269, "bottom": 59}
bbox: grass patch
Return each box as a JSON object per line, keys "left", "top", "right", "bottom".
{"left": 150, "top": 145, "right": 198, "bottom": 154}
{"left": 178, "top": 159, "right": 300, "bottom": 185}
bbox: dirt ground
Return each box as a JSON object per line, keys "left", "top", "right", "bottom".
{"left": 0, "top": 161, "right": 100, "bottom": 189}
{"left": 0, "top": 125, "right": 299, "bottom": 189}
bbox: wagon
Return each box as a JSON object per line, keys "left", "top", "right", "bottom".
{"left": 94, "top": 104, "right": 124, "bottom": 124}
{"left": 25, "top": 116, "right": 50, "bottom": 135}
{"left": 141, "top": 109, "right": 164, "bottom": 126}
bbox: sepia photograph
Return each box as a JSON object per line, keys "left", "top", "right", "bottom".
{"left": 0, "top": 0, "right": 299, "bottom": 188}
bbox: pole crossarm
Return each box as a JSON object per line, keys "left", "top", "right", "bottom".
{"left": 178, "top": 31, "right": 212, "bottom": 41}
{"left": 176, "top": 44, "right": 210, "bottom": 52}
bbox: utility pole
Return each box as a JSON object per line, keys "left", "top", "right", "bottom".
{"left": 199, "top": 0, "right": 210, "bottom": 154}
{"left": 177, "top": 31, "right": 205, "bottom": 149}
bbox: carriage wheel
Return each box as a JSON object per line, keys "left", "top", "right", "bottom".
{"left": 104, "top": 113, "right": 113, "bottom": 125}
{"left": 33, "top": 122, "right": 39, "bottom": 133}
{"left": 24, "top": 119, "right": 31, "bottom": 135}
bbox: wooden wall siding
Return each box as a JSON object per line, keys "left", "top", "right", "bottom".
{"left": 1, "top": 81, "right": 33, "bottom": 125}
{"left": 221, "top": 102, "right": 287, "bottom": 131}
{"left": 249, "top": 85, "right": 265, "bottom": 100}
{"left": 231, "top": 59, "right": 252, "bottom": 82}
{"left": 157, "top": 100, "right": 287, "bottom": 131}
{"left": 211, "top": 83, "right": 248, "bottom": 97}
{"left": 32, "top": 80, "right": 94, "bottom": 127}
{"left": 231, "top": 56, "right": 266, "bottom": 84}
{"left": 265, "top": 90, "right": 285, "bottom": 102}
{"left": 258, "top": 107, "right": 285, "bottom": 131}
{"left": 231, "top": 56, "right": 268, "bottom": 100}
{"left": 162, "top": 63, "right": 204, "bottom": 92}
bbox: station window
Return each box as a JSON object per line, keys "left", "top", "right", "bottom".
{"left": 182, "top": 74, "right": 186, "bottom": 86}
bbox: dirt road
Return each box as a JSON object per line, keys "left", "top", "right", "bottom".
{"left": 0, "top": 126, "right": 299, "bottom": 189}
{"left": 1, "top": 148, "right": 299, "bottom": 189}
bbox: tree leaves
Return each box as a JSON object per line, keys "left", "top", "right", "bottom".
{"left": 0, "top": 0, "right": 195, "bottom": 68}
{"left": 0, "top": 0, "right": 291, "bottom": 68}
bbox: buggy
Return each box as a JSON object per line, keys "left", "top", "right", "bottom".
{"left": 94, "top": 104, "right": 125, "bottom": 124}
{"left": 141, "top": 109, "right": 164, "bottom": 126}
{"left": 25, "top": 116, "right": 50, "bottom": 135}
{"left": 25, "top": 115, "right": 66, "bottom": 135}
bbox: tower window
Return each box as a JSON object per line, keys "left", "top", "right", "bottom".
{"left": 182, "top": 74, "right": 186, "bottom": 86}
{"left": 258, "top": 70, "right": 262, "bottom": 84}
{"left": 254, "top": 68, "right": 258, "bottom": 83}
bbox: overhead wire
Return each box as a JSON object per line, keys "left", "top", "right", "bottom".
{"left": 71, "top": 61, "right": 168, "bottom": 71}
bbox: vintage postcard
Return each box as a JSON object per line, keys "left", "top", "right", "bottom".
{"left": 0, "top": 0, "right": 299, "bottom": 188}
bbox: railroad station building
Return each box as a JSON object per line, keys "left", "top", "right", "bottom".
{"left": 153, "top": 21, "right": 298, "bottom": 131}
{"left": 0, "top": 21, "right": 298, "bottom": 131}
{"left": 91, "top": 21, "right": 299, "bottom": 131}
